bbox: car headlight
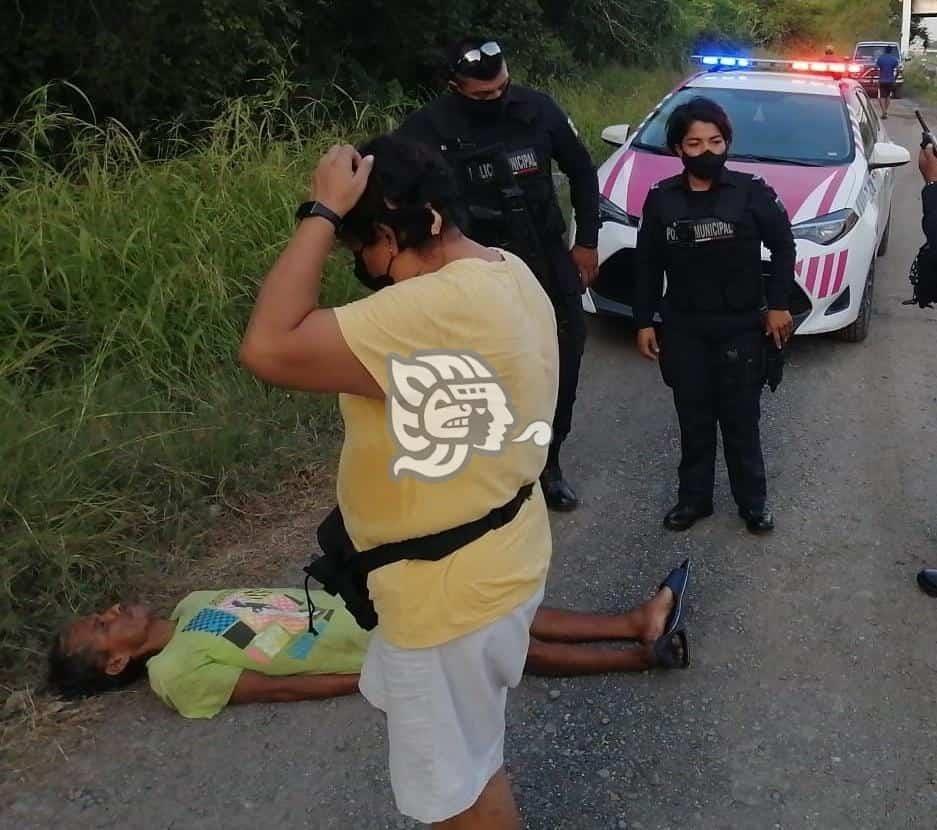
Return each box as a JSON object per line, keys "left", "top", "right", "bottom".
{"left": 599, "top": 195, "right": 639, "bottom": 227}
{"left": 792, "top": 208, "right": 859, "bottom": 245}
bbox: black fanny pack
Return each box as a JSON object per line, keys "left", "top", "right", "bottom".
{"left": 303, "top": 482, "right": 535, "bottom": 631}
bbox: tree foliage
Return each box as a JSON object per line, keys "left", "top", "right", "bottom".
{"left": 1, "top": 0, "right": 825, "bottom": 132}
{"left": 682, "top": 0, "right": 823, "bottom": 53}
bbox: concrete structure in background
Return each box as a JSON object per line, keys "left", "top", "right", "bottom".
{"left": 910, "top": 0, "right": 937, "bottom": 54}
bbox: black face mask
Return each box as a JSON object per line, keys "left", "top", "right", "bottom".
{"left": 456, "top": 83, "right": 511, "bottom": 122}
{"left": 682, "top": 150, "right": 728, "bottom": 181}
{"left": 354, "top": 253, "right": 394, "bottom": 292}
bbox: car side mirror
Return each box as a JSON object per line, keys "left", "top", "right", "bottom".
{"left": 601, "top": 124, "right": 630, "bottom": 146}
{"left": 869, "top": 141, "right": 911, "bottom": 170}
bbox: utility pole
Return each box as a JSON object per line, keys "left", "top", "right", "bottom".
{"left": 902, "top": 0, "right": 912, "bottom": 56}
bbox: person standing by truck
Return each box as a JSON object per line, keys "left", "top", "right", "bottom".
{"left": 876, "top": 44, "right": 901, "bottom": 120}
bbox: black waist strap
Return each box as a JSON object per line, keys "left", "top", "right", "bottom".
{"left": 304, "top": 481, "right": 537, "bottom": 632}
{"left": 358, "top": 482, "right": 535, "bottom": 575}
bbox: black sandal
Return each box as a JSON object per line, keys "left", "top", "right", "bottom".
{"left": 652, "top": 559, "right": 691, "bottom": 669}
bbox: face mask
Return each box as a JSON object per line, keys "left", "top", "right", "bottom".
{"left": 681, "top": 150, "right": 728, "bottom": 181}
{"left": 354, "top": 252, "right": 394, "bottom": 292}
{"left": 456, "top": 82, "right": 511, "bottom": 121}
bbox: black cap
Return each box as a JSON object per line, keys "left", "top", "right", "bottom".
{"left": 448, "top": 37, "right": 505, "bottom": 80}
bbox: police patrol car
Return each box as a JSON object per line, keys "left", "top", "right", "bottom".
{"left": 576, "top": 56, "right": 911, "bottom": 341}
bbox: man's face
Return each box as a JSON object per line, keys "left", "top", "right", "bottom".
{"left": 451, "top": 64, "right": 511, "bottom": 101}
{"left": 677, "top": 120, "right": 727, "bottom": 159}
{"left": 67, "top": 603, "right": 154, "bottom": 673}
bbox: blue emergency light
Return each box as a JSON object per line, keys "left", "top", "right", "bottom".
{"left": 691, "top": 54, "right": 861, "bottom": 77}
{"left": 699, "top": 55, "right": 750, "bottom": 68}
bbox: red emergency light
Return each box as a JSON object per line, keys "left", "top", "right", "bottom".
{"left": 793, "top": 59, "right": 862, "bottom": 76}
{"left": 692, "top": 55, "right": 865, "bottom": 79}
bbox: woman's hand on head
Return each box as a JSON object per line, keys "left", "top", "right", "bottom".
{"left": 311, "top": 144, "right": 374, "bottom": 218}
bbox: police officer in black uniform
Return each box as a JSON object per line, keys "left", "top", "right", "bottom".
{"left": 396, "top": 37, "right": 600, "bottom": 512}
{"left": 913, "top": 142, "right": 937, "bottom": 596}
{"left": 633, "top": 97, "right": 795, "bottom": 534}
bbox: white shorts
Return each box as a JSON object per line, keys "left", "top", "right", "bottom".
{"left": 359, "top": 586, "right": 544, "bottom": 824}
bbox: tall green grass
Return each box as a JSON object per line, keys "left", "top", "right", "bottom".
{"left": 552, "top": 66, "right": 681, "bottom": 161}
{"left": 904, "top": 60, "right": 937, "bottom": 106}
{"left": 0, "top": 67, "right": 676, "bottom": 680}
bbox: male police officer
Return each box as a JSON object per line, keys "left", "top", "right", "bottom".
{"left": 913, "top": 143, "right": 937, "bottom": 597}
{"left": 396, "top": 37, "right": 600, "bottom": 512}
{"left": 633, "top": 97, "right": 795, "bottom": 534}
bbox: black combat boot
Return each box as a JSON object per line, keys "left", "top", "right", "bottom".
{"left": 540, "top": 444, "right": 578, "bottom": 512}
{"left": 738, "top": 507, "right": 775, "bottom": 534}
{"left": 663, "top": 503, "right": 713, "bottom": 531}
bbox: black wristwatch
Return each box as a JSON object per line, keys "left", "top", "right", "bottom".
{"left": 295, "top": 201, "right": 343, "bottom": 229}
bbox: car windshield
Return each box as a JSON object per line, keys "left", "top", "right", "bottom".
{"left": 854, "top": 44, "right": 894, "bottom": 59}
{"left": 631, "top": 86, "right": 853, "bottom": 166}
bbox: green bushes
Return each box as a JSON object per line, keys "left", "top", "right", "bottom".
{"left": 2, "top": 1, "right": 686, "bottom": 134}
{"left": 678, "top": 0, "right": 824, "bottom": 53}
{"left": 809, "top": 0, "right": 901, "bottom": 55}
{"left": 3, "top": 1, "right": 856, "bottom": 141}
{"left": 904, "top": 60, "right": 937, "bottom": 106}
{"left": 0, "top": 84, "right": 366, "bottom": 674}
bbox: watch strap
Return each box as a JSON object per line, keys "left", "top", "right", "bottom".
{"left": 296, "top": 201, "right": 343, "bottom": 228}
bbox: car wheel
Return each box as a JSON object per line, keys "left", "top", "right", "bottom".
{"left": 893, "top": 85, "right": 903, "bottom": 100}
{"left": 837, "top": 262, "right": 874, "bottom": 343}
{"left": 877, "top": 210, "right": 891, "bottom": 257}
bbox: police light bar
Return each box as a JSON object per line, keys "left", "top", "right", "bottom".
{"left": 691, "top": 55, "right": 863, "bottom": 78}
{"left": 700, "top": 56, "right": 751, "bottom": 67}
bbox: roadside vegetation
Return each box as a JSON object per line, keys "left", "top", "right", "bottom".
{"left": 0, "top": 0, "right": 899, "bottom": 682}
{"left": 905, "top": 59, "right": 937, "bottom": 106}
{"left": 0, "top": 63, "right": 679, "bottom": 678}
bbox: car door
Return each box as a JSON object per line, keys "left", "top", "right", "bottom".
{"left": 854, "top": 88, "right": 890, "bottom": 241}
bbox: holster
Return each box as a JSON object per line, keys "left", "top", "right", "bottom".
{"left": 303, "top": 482, "right": 536, "bottom": 632}
{"left": 719, "top": 333, "right": 766, "bottom": 390}
{"left": 907, "top": 244, "right": 937, "bottom": 308}
{"left": 304, "top": 508, "right": 379, "bottom": 631}
{"left": 764, "top": 342, "right": 785, "bottom": 392}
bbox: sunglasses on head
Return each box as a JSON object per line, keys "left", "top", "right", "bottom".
{"left": 454, "top": 41, "right": 503, "bottom": 76}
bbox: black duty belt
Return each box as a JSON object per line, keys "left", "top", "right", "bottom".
{"left": 303, "top": 482, "right": 536, "bottom": 631}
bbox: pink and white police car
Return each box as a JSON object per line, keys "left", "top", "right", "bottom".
{"left": 576, "top": 57, "right": 911, "bottom": 341}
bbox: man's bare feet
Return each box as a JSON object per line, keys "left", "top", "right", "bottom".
{"left": 637, "top": 585, "right": 675, "bottom": 645}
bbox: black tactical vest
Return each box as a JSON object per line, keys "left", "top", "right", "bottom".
{"left": 424, "top": 95, "right": 567, "bottom": 248}
{"left": 657, "top": 172, "right": 765, "bottom": 314}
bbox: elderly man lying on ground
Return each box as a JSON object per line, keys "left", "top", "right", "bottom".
{"left": 48, "top": 561, "right": 690, "bottom": 718}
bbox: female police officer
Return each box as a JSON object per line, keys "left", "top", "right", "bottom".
{"left": 633, "top": 97, "right": 795, "bottom": 534}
